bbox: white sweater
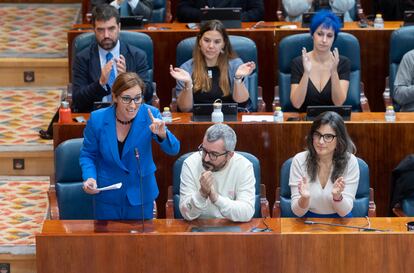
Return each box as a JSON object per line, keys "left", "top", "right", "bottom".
{"left": 179, "top": 152, "right": 255, "bottom": 222}
{"left": 289, "top": 151, "right": 359, "bottom": 217}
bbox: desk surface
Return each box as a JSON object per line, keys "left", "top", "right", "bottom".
{"left": 68, "top": 21, "right": 401, "bottom": 112}
{"left": 37, "top": 217, "right": 414, "bottom": 273}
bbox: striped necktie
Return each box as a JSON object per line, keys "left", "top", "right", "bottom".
{"left": 103, "top": 52, "right": 116, "bottom": 102}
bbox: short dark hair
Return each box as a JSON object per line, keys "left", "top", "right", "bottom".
{"left": 91, "top": 4, "right": 120, "bottom": 25}
{"left": 310, "top": 10, "right": 342, "bottom": 40}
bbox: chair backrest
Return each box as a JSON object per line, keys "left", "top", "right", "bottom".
{"left": 172, "top": 151, "right": 262, "bottom": 219}
{"left": 55, "top": 138, "right": 94, "bottom": 219}
{"left": 401, "top": 196, "right": 414, "bottom": 216}
{"left": 119, "top": 0, "right": 167, "bottom": 22}
{"left": 278, "top": 32, "right": 361, "bottom": 111}
{"left": 71, "top": 31, "right": 154, "bottom": 82}
{"left": 176, "top": 35, "right": 259, "bottom": 111}
{"left": 389, "top": 26, "right": 414, "bottom": 111}
{"left": 279, "top": 156, "right": 370, "bottom": 217}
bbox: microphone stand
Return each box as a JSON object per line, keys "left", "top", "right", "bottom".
{"left": 304, "top": 220, "right": 391, "bottom": 232}
{"left": 135, "top": 148, "right": 145, "bottom": 233}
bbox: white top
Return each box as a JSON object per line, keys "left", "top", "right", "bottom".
{"left": 179, "top": 152, "right": 255, "bottom": 222}
{"left": 111, "top": 0, "right": 140, "bottom": 10}
{"left": 289, "top": 151, "right": 359, "bottom": 217}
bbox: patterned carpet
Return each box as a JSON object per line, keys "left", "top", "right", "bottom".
{"left": 0, "top": 88, "right": 63, "bottom": 151}
{"left": 0, "top": 176, "right": 49, "bottom": 255}
{"left": 0, "top": 3, "right": 81, "bottom": 58}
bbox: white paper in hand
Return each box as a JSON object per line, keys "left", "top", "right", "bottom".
{"left": 97, "top": 182, "right": 122, "bottom": 191}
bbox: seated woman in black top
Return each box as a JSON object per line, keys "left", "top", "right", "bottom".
{"left": 169, "top": 20, "right": 256, "bottom": 112}
{"left": 290, "top": 10, "right": 350, "bottom": 112}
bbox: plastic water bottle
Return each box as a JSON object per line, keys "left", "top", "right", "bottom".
{"left": 211, "top": 100, "right": 224, "bottom": 123}
{"left": 385, "top": 105, "right": 396, "bottom": 122}
{"left": 374, "top": 14, "right": 384, "bottom": 29}
{"left": 58, "top": 101, "right": 72, "bottom": 123}
{"left": 162, "top": 107, "right": 172, "bottom": 123}
{"left": 273, "top": 106, "right": 284, "bottom": 123}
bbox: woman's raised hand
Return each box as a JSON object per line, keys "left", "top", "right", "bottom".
{"left": 329, "top": 47, "right": 340, "bottom": 73}
{"left": 235, "top": 61, "right": 256, "bottom": 78}
{"left": 169, "top": 65, "right": 192, "bottom": 84}
{"left": 302, "top": 47, "right": 312, "bottom": 75}
{"left": 298, "top": 176, "right": 310, "bottom": 199}
{"left": 148, "top": 108, "right": 167, "bottom": 139}
{"left": 332, "top": 176, "right": 345, "bottom": 200}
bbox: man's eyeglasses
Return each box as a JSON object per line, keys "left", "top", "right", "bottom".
{"left": 198, "top": 144, "right": 228, "bottom": 161}
{"left": 120, "top": 95, "right": 142, "bottom": 105}
{"left": 312, "top": 131, "right": 336, "bottom": 143}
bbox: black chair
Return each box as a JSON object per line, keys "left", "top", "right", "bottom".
{"left": 166, "top": 151, "right": 270, "bottom": 219}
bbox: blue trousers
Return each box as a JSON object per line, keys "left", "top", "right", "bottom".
{"left": 304, "top": 211, "right": 353, "bottom": 218}
{"left": 94, "top": 198, "right": 154, "bottom": 220}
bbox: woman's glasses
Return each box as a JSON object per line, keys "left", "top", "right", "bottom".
{"left": 312, "top": 131, "right": 336, "bottom": 143}
{"left": 120, "top": 95, "right": 142, "bottom": 104}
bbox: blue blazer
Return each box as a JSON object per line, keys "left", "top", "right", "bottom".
{"left": 80, "top": 104, "right": 180, "bottom": 207}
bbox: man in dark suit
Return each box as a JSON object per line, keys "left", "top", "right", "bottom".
{"left": 72, "top": 4, "right": 153, "bottom": 113}
{"left": 176, "top": 0, "right": 264, "bottom": 22}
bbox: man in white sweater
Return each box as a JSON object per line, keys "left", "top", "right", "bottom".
{"left": 179, "top": 124, "right": 255, "bottom": 222}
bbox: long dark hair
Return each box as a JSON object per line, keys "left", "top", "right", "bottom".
{"left": 192, "top": 20, "right": 237, "bottom": 96}
{"left": 305, "top": 111, "right": 356, "bottom": 182}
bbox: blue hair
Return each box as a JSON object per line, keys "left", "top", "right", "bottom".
{"left": 310, "top": 10, "right": 342, "bottom": 39}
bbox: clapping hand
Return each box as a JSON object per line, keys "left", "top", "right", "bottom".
{"left": 83, "top": 178, "right": 100, "bottom": 194}
{"left": 148, "top": 108, "right": 166, "bottom": 139}
{"left": 115, "top": 54, "right": 126, "bottom": 74}
{"left": 302, "top": 47, "right": 312, "bottom": 75}
{"left": 169, "top": 65, "right": 192, "bottom": 85}
{"left": 99, "top": 60, "right": 114, "bottom": 85}
{"left": 298, "top": 176, "right": 310, "bottom": 199}
{"left": 332, "top": 176, "right": 345, "bottom": 200}
{"left": 235, "top": 61, "right": 256, "bottom": 78}
{"left": 329, "top": 47, "right": 340, "bottom": 74}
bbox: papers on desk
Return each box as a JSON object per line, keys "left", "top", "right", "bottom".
{"left": 241, "top": 115, "right": 274, "bottom": 122}
{"left": 97, "top": 182, "right": 122, "bottom": 191}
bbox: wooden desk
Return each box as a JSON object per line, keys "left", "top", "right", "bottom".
{"left": 68, "top": 21, "right": 401, "bottom": 112}
{"left": 37, "top": 217, "right": 414, "bottom": 273}
{"left": 36, "top": 218, "right": 281, "bottom": 273}
{"left": 53, "top": 112, "right": 414, "bottom": 217}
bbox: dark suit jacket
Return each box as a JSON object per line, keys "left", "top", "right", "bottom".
{"left": 390, "top": 154, "right": 414, "bottom": 213}
{"left": 80, "top": 104, "right": 180, "bottom": 213}
{"left": 176, "top": 0, "right": 264, "bottom": 22}
{"left": 72, "top": 40, "right": 153, "bottom": 113}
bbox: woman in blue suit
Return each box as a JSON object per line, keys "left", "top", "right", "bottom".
{"left": 80, "top": 72, "right": 180, "bottom": 220}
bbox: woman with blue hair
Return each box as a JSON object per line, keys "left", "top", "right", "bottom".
{"left": 290, "top": 10, "right": 350, "bottom": 112}
{"left": 282, "top": 0, "right": 355, "bottom": 22}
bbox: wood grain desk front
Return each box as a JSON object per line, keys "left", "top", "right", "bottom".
{"left": 68, "top": 21, "right": 402, "bottom": 112}
{"left": 37, "top": 217, "right": 414, "bottom": 273}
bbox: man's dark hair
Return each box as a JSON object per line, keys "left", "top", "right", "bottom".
{"left": 91, "top": 4, "right": 120, "bottom": 25}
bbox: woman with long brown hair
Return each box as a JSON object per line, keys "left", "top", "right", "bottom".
{"left": 170, "top": 20, "right": 256, "bottom": 112}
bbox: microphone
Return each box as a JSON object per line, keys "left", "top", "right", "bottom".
{"left": 134, "top": 148, "right": 145, "bottom": 233}
{"left": 304, "top": 220, "right": 390, "bottom": 232}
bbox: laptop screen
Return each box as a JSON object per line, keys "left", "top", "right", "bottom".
{"left": 305, "top": 105, "right": 352, "bottom": 121}
{"left": 192, "top": 103, "right": 238, "bottom": 122}
{"left": 200, "top": 7, "right": 242, "bottom": 29}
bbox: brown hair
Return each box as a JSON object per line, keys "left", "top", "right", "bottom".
{"left": 192, "top": 20, "right": 237, "bottom": 96}
{"left": 111, "top": 72, "right": 145, "bottom": 100}
{"left": 91, "top": 4, "right": 120, "bottom": 26}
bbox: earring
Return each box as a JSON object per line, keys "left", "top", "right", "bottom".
{"left": 220, "top": 49, "right": 224, "bottom": 54}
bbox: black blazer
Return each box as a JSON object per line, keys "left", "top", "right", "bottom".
{"left": 71, "top": 40, "right": 153, "bottom": 113}
{"left": 176, "top": 0, "right": 264, "bottom": 22}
